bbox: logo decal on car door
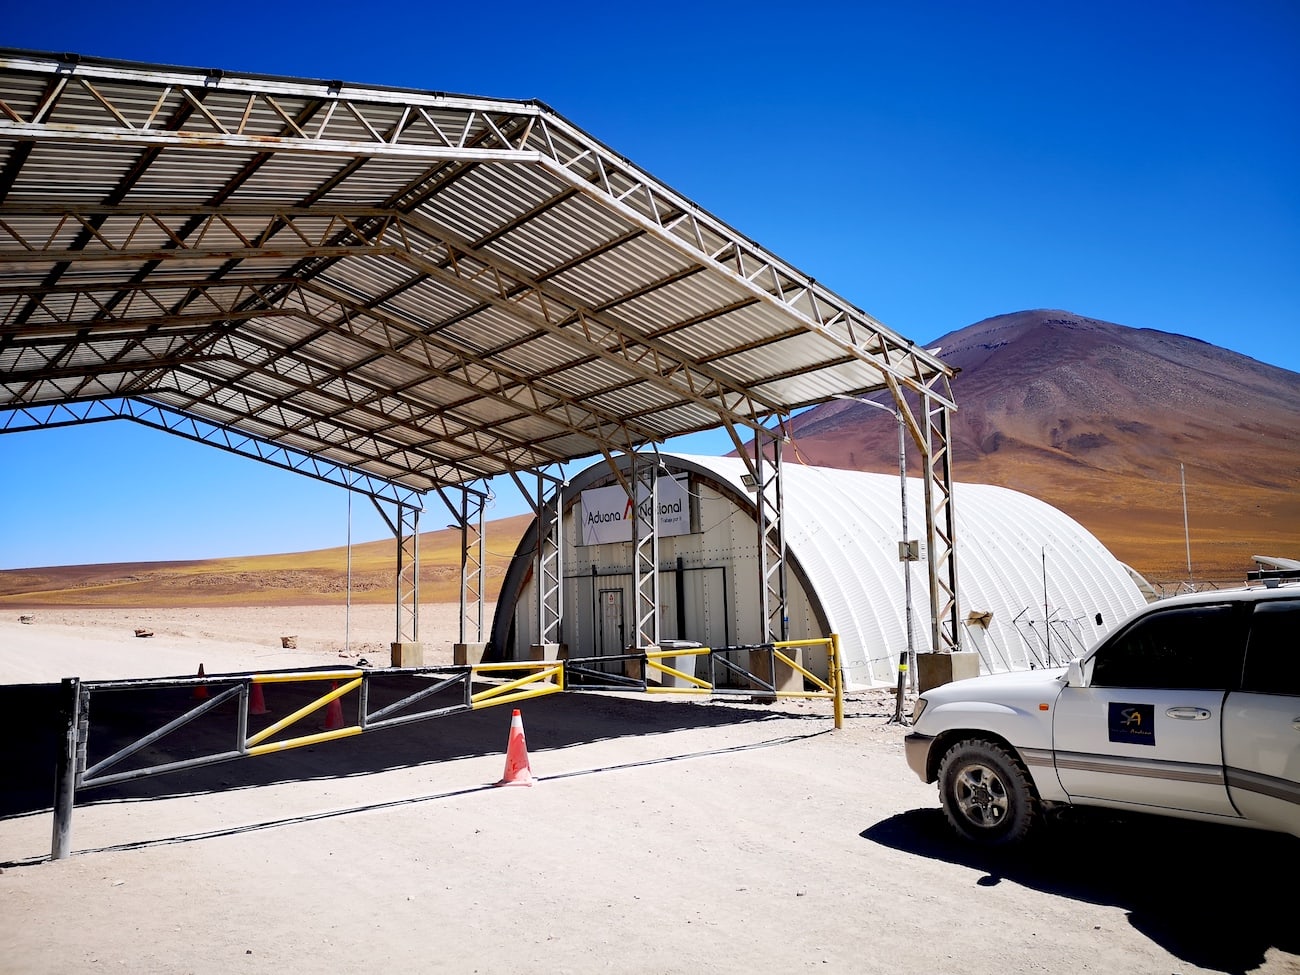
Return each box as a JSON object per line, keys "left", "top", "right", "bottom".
{"left": 1108, "top": 702, "right": 1155, "bottom": 745}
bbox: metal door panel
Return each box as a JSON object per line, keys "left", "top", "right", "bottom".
{"left": 1053, "top": 686, "right": 1236, "bottom": 816}
{"left": 1224, "top": 692, "right": 1300, "bottom": 835}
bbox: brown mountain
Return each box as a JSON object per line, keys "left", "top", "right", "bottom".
{"left": 5, "top": 311, "right": 1296, "bottom": 604}
{"left": 785, "top": 310, "right": 1300, "bottom": 587}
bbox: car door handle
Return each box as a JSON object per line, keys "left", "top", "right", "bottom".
{"left": 1165, "top": 707, "right": 1211, "bottom": 720}
{"left": 1292, "top": 718, "right": 1300, "bottom": 732}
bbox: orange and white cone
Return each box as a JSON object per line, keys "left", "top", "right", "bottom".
{"left": 495, "top": 708, "right": 534, "bottom": 787}
{"left": 193, "top": 664, "right": 208, "bottom": 700}
{"left": 322, "top": 682, "right": 345, "bottom": 730}
{"left": 249, "top": 681, "right": 269, "bottom": 716}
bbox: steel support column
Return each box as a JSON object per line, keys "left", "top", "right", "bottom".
{"left": 439, "top": 485, "right": 487, "bottom": 643}
{"left": 923, "top": 396, "right": 961, "bottom": 653}
{"left": 370, "top": 496, "right": 422, "bottom": 645}
{"left": 752, "top": 425, "right": 788, "bottom": 644}
{"left": 512, "top": 467, "right": 565, "bottom": 649}
{"left": 537, "top": 474, "right": 563, "bottom": 648}
{"left": 396, "top": 502, "right": 420, "bottom": 644}
{"left": 630, "top": 451, "right": 661, "bottom": 650}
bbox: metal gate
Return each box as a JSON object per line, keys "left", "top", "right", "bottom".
{"left": 49, "top": 636, "right": 843, "bottom": 861}
{"left": 51, "top": 660, "right": 565, "bottom": 860}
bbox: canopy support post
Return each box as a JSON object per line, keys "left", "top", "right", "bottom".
{"left": 631, "top": 449, "right": 661, "bottom": 651}
{"left": 923, "top": 394, "right": 961, "bottom": 653}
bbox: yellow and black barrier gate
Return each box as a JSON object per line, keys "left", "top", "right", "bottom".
{"left": 51, "top": 660, "right": 565, "bottom": 860}
{"left": 564, "top": 636, "right": 843, "bottom": 720}
{"left": 50, "top": 636, "right": 841, "bottom": 860}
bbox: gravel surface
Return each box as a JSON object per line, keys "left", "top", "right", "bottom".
{"left": 1, "top": 608, "right": 1295, "bottom": 974}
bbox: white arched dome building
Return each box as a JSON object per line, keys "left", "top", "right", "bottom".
{"left": 490, "top": 454, "right": 1147, "bottom": 688}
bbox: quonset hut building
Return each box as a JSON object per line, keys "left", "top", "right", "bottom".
{"left": 490, "top": 454, "right": 1148, "bottom": 688}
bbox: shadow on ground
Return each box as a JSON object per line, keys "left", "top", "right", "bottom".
{"left": 863, "top": 806, "right": 1299, "bottom": 975}
{"left": 3, "top": 672, "right": 794, "bottom": 819}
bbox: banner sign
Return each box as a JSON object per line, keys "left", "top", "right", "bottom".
{"left": 579, "top": 476, "right": 691, "bottom": 546}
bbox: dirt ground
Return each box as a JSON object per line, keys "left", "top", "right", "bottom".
{"left": 0, "top": 604, "right": 471, "bottom": 683}
{"left": 0, "top": 607, "right": 1296, "bottom": 975}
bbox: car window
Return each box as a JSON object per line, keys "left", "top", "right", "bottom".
{"left": 1090, "top": 603, "right": 1246, "bottom": 690}
{"left": 1241, "top": 600, "right": 1300, "bottom": 696}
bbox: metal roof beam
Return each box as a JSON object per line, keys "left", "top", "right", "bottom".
{"left": 1, "top": 59, "right": 947, "bottom": 408}
{"left": 0, "top": 270, "right": 657, "bottom": 467}
{"left": 2, "top": 363, "right": 500, "bottom": 487}
{"left": 147, "top": 352, "right": 522, "bottom": 481}
{"left": 1, "top": 53, "right": 949, "bottom": 390}
{"left": 392, "top": 212, "right": 783, "bottom": 430}
{"left": 0, "top": 310, "right": 529, "bottom": 484}
{"left": 0, "top": 241, "right": 402, "bottom": 266}
{"left": 144, "top": 376, "right": 490, "bottom": 486}
{"left": 542, "top": 157, "right": 953, "bottom": 409}
{"left": 3, "top": 80, "right": 204, "bottom": 332}
{"left": 0, "top": 204, "right": 684, "bottom": 447}
{"left": 0, "top": 51, "right": 962, "bottom": 506}
{"left": 285, "top": 283, "right": 661, "bottom": 450}
{"left": 1, "top": 306, "right": 293, "bottom": 342}
{"left": 167, "top": 358, "right": 506, "bottom": 478}
{"left": 159, "top": 342, "right": 546, "bottom": 476}
{"left": 290, "top": 278, "right": 658, "bottom": 451}
{"left": 0, "top": 398, "right": 426, "bottom": 506}
{"left": 22, "top": 206, "right": 733, "bottom": 449}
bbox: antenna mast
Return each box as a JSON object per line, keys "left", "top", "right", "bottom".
{"left": 1042, "top": 547, "right": 1051, "bottom": 666}
{"left": 1181, "top": 463, "right": 1193, "bottom": 584}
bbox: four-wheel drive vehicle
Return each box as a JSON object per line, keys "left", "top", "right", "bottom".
{"left": 905, "top": 585, "right": 1300, "bottom": 844}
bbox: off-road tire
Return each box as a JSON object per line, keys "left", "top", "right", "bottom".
{"left": 937, "top": 739, "right": 1040, "bottom": 845}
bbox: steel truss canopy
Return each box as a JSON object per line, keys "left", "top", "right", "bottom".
{"left": 0, "top": 50, "right": 955, "bottom": 495}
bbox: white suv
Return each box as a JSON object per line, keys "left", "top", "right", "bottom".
{"left": 905, "top": 585, "right": 1300, "bottom": 844}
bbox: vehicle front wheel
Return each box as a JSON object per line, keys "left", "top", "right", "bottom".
{"left": 936, "top": 739, "right": 1040, "bottom": 845}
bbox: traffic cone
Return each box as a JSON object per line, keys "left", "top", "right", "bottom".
{"left": 249, "top": 681, "right": 269, "bottom": 715}
{"left": 193, "top": 664, "right": 208, "bottom": 700}
{"left": 322, "top": 682, "right": 345, "bottom": 730}
{"left": 495, "top": 708, "right": 534, "bottom": 787}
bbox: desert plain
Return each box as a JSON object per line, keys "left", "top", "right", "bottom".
{"left": 0, "top": 603, "right": 1296, "bottom": 975}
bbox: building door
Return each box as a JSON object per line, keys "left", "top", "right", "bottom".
{"left": 599, "top": 587, "right": 626, "bottom": 663}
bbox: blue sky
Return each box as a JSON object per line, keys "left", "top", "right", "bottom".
{"left": 1, "top": 0, "right": 1297, "bottom": 569}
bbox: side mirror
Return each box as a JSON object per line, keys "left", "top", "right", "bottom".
{"left": 1065, "top": 659, "right": 1086, "bottom": 687}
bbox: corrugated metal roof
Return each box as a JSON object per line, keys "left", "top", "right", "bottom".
{"left": 0, "top": 50, "right": 954, "bottom": 495}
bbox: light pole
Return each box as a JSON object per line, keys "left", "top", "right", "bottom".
{"left": 834, "top": 393, "right": 916, "bottom": 725}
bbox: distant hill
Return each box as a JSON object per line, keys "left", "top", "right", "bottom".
{"left": 0, "top": 515, "right": 533, "bottom": 608}
{"left": 785, "top": 310, "right": 1300, "bottom": 587}
{"left": 4, "top": 310, "right": 1297, "bottom": 604}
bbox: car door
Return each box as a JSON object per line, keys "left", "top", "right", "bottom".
{"left": 1223, "top": 598, "right": 1300, "bottom": 836}
{"left": 1052, "top": 602, "right": 1246, "bottom": 818}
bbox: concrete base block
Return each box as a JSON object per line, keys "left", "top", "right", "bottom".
{"left": 622, "top": 648, "right": 646, "bottom": 681}
{"left": 391, "top": 641, "right": 424, "bottom": 668}
{"left": 748, "top": 646, "right": 803, "bottom": 700}
{"left": 648, "top": 654, "right": 698, "bottom": 688}
{"left": 651, "top": 640, "right": 704, "bottom": 688}
{"left": 529, "top": 643, "right": 566, "bottom": 661}
{"left": 917, "top": 651, "right": 981, "bottom": 693}
{"left": 454, "top": 642, "right": 488, "bottom": 666}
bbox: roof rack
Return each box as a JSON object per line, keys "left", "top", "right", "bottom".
{"left": 1246, "top": 568, "right": 1300, "bottom": 588}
